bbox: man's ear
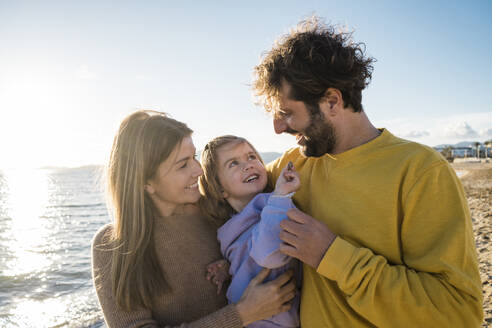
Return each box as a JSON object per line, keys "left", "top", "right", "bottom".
{"left": 320, "top": 88, "right": 343, "bottom": 116}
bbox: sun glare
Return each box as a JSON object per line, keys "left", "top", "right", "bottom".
{"left": 2, "top": 168, "right": 53, "bottom": 276}
{"left": 9, "top": 298, "right": 68, "bottom": 328}
{"left": 0, "top": 70, "right": 76, "bottom": 169}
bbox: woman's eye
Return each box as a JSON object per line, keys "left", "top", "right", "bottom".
{"left": 180, "top": 161, "right": 188, "bottom": 169}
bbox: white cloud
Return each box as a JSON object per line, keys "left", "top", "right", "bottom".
{"left": 401, "top": 130, "right": 430, "bottom": 138}
{"left": 375, "top": 112, "right": 492, "bottom": 147}
{"left": 443, "top": 122, "right": 479, "bottom": 138}
{"left": 479, "top": 128, "right": 492, "bottom": 137}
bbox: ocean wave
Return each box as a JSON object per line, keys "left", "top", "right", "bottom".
{"left": 46, "top": 203, "right": 106, "bottom": 209}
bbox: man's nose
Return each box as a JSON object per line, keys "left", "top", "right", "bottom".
{"left": 273, "top": 118, "right": 287, "bottom": 134}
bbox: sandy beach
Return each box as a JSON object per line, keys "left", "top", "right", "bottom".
{"left": 453, "top": 161, "right": 492, "bottom": 327}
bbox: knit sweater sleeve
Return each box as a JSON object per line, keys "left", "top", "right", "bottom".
{"left": 91, "top": 226, "right": 243, "bottom": 328}
{"left": 316, "top": 162, "right": 484, "bottom": 327}
{"left": 250, "top": 195, "right": 295, "bottom": 268}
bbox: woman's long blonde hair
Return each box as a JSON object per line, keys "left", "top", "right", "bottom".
{"left": 105, "top": 110, "right": 192, "bottom": 311}
{"left": 199, "top": 135, "right": 265, "bottom": 227}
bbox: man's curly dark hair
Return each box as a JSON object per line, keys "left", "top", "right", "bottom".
{"left": 253, "top": 16, "right": 375, "bottom": 113}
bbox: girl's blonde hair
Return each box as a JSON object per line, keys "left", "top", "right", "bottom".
{"left": 199, "top": 135, "right": 265, "bottom": 227}
{"left": 104, "top": 110, "right": 192, "bottom": 311}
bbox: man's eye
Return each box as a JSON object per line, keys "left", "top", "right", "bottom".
{"left": 276, "top": 110, "right": 290, "bottom": 119}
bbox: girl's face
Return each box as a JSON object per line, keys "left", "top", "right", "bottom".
{"left": 216, "top": 141, "right": 267, "bottom": 212}
{"left": 145, "top": 136, "right": 203, "bottom": 216}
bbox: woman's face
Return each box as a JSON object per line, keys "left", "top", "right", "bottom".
{"left": 145, "top": 136, "right": 203, "bottom": 216}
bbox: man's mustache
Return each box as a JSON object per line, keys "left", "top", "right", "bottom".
{"left": 285, "top": 127, "right": 298, "bottom": 135}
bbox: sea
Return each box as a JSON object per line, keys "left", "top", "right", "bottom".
{"left": 0, "top": 152, "right": 283, "bottom": 328}
{"left": 0, "top": 166, "right": 108, "bottom": 328}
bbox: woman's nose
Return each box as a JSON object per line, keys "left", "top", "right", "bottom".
{"left": 192, "top": 160, "right": 204, "bottom": 177}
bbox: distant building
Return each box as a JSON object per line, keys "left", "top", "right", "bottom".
{"left": 434, "top": 144, "right": 492, "bottom": 158}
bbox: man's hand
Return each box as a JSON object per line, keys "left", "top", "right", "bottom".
{"left": 279, "top": 208, "right": 337, "bottom": 268}
{"left": 206, "top": 259, "right": 230, "bottom": 294}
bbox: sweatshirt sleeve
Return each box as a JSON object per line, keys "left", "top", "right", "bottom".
{"left": 250, "top": 195, "right": 295, "bottom": 268}
{"left": 316, "top": 162, "right": 484, "bottom": 327}
{"left": 91, "top": 227, "right": 243, "bottom": 328}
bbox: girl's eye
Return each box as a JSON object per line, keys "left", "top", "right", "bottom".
{"left": 180, "top": 161, "right": 188, "bottom": 169}
{"left": 229, "top": 160, "right": 238, "bottom": 168}
{"left": 248, "top": 154, "right": 257, "bottom": 160}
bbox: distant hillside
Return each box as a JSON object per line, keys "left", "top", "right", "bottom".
{"left": 434, "top": 141, "right": 483, "bottom": 148}
{"left": 196, "top": 150, "right": 282, "bottom": 164}
{"left": 37, "top": 152, "right": 284, "bottom": 170}
{"left": 260, "top": 152, "right": 283, "bottom": 164}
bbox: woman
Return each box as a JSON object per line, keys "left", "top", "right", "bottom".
{"left": 92, "top": 110, "right": 295, "bottom": 328}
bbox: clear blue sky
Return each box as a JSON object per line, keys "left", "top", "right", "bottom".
{"left": 1, "top": 0, "right": 491, "bottom": 168}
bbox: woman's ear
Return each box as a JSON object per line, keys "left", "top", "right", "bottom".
{"left": 144, "top": 183, "right": 155, "bottom": 195}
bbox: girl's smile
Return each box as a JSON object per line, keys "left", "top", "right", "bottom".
{"left": 216, "top": 140, "right": 267, "bottom": 212}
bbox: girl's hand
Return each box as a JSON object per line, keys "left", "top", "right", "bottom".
{"left": 273, "top": 161, "right": 300, "bottom": 196}
{"left": 236, "top": 269, "right": 296, "bottom": 325}
{"left": 206, "top": 259, "right": 230, "bottom": 294}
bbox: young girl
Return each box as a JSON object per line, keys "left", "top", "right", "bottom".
{"left": 199, "top": 135, "right": 301, "bottom": 328}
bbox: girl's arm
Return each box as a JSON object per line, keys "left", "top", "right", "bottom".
{"left": 250, "top": 195, "right": 296, "bottom": 268}
{"left": 250, "top": 163, "right": 300, "bottom": 268}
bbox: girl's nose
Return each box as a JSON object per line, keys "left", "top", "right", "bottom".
{"left": 242, "top": 161, "right": 253, "bottom": 171}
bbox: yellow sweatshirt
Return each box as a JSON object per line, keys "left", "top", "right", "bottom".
{"left": 267, "top": 129, "right": 483, "bottom": 327}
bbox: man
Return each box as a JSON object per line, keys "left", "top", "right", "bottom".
{"left": 254, "top": 17, "right": 483, "bottom": 327}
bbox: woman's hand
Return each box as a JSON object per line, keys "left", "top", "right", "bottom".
{"left": 235, "top": 268, "right": 296, "bottom": 326}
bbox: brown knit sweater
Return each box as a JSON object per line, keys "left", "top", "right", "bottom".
{"left": 92, "top": 209, "right": 243, "bottom": 328}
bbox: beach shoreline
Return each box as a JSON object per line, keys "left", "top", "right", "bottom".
{"left": 453, "top": 161, "right": 492, "bottom": 327}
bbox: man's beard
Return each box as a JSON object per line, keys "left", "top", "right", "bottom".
{"left": 299, "top": 103, "right": 337, "bottom": 157}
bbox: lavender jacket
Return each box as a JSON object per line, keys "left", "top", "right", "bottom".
{"left": 217, "top": 193, "right": 300, "bottom": 328}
